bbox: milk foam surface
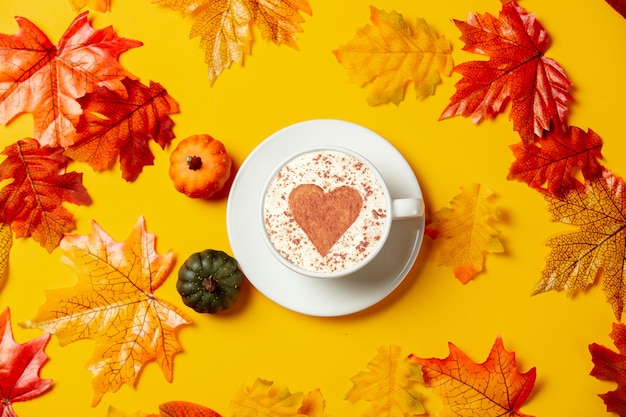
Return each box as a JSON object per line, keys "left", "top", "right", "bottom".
{"left": 263, "top": 150, "right": 388, "bottom": 274}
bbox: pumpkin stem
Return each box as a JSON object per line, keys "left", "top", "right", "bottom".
{"left": 202, "top": 276, "right": 218, "bottom": 293}
{"left": 186, "top": 155, "right": 203, "bottom": 170}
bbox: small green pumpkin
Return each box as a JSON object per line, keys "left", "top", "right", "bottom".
{"left": 176, "top": 249, "right": 243, "bottom": 314}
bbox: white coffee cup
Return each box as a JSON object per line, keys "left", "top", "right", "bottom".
{"left": 261, "top": 146, "right": 423, "bottom": 279}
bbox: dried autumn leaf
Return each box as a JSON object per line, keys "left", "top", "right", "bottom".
{"left": 159, "top": 401, "right": 222, "bottom": 417}
{"left": 298, "top": 389, "right": 328, "bottom": 417}
{"left": 65, "top": 78, "right": 179, "bottom": 182}
{"left": 0, "top": 223, "right": 11, "bottom": 287}
{"left": 590, "top": 322, "right": 626, "bottom": 416}
{"left": 425, "top": 183, "right": 504, "bottom": 283}
{"left": 508, "top": 126, "right": 604, "bottom": 197}
{"left": 152, "top": 0, "right": 311, "bottom": 85}
{"left": 0, "top": 307, "right": 53, "bottom": 417}
{"left": 409, "top": 336, "right": 536, "bottom": 417}
{"left": 533, "top": 169, "right": 626, "bottom": 320}
{"left": 0, "top": 139, "right": 92, "bottom": 252}
{"left": 22, "top": 216, "right": 192, "bottom": 406}
{"left": 229, "top": 378, "right": 312, "bottom": 417}
{"left": 0, "top": 12, "right": 141, "bottom": 147}
{"left": 440, "top": 0, "right": 573, "bottom": 143}
{"left": 333, "top": 6, "right": 453, "bottom": 106}
{"left": 345, "top": 345, "right": 425, "bottom": 417}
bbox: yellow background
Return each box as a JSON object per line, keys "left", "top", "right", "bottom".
{"left": 1, "top": 0, "right": 625, "bottom": 416}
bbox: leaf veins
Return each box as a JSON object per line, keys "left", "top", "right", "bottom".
{"left": 21, "top": 216, "right": 192, "bottom": 406}
{"left": 533, "top": 169, "right": 626, "bottom": 320}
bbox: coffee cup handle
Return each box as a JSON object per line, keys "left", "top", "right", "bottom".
{"left": 391, "top": 197, "right": 424, "bottom": 219}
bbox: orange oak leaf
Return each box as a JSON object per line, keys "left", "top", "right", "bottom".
{"left": 0, "top": 12, "right": 141, "bottom": 147}
{"left": 152, "top": 0, "right": 311, "bottom": 85}
{"left": 590, "top": 322, "right": 626, "bottom": 416}
{"left": 0, "top": 139, "right": 92, "bottom": 252}
{"left": 508, "top": 126, "right": 604, "bottom": 197}
{"left": 159, "top": 401, "right": 222, "bottom": 417}
{"left": 0, "top": 224, "right": 11, "bottom": 287}
{"left": 21, "top": 217, "right": 192, "bottom": 406}
{"left": 65, "top": 78, "right": 179, "bottom": 182}
{"left": 425, "top": 183, "right": 504, "bottom": 283}
{"left": 345, "top": 345, "right": 425, "bottom": 417}
{"left": 533, "top": 169, "right": 626, "bottom": 320}
{"left": 333, "top": 6, "right": 454, "bottom": 106}
{"left": 409, "top": 336, "right": 536, "bottom": 417}
{"left": 440, "top": 0, "right": 573, "bottom": 144}
{"left": 0, "top": 307, "right": 53, "bottom": 417}
{"left": 229, "top": 379, "right": 324, "bottom": 417}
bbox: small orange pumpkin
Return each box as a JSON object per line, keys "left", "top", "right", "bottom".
{"left": 169, "top": 134, "right": 232, "bottom": 198}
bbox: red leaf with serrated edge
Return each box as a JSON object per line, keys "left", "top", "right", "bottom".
{"left": 409, "top": 336, "right": 536, "bottom": 416}
{"left": 65, "top": 78, "right": 179, "bottom": 182}
{"left": 0, "top": 139, "right": 92, "bottom": 252}
{"left": 0, "top": 307, "right": 53, "bottom": 417}
{"left": 590, "top": 322, "right": 626, "bottom": 416}
{"left": 440, "top": 0, "right": 572, "bottom": 144}
{"left": 0, "top": 12, "right": 141, "bottom": 148}
{"left": 508, "top": 126, "right": 604, "bottom": 197}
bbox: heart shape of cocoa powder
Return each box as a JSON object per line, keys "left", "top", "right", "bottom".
{"left": 288, "top": 184, "right": 363, "bottom": 257}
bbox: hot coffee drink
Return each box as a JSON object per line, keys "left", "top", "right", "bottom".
{"left": 263, "top": 149, "right": 388, "bottom": 276}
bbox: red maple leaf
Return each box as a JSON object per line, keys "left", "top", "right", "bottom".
{"left": 508, "top": 126, "right": 604, "bottom": 197}
{"left": 440, "top": 0, "right": 573, "bottom": 143}
{"left": 0, "top": 139, "right": 92, "bottom": 252}
{"left": 590, "top": 322, "right": 626, "bottom": 416}
{"left": 607, "top": 0, "right": 626, "bottom": 18}
{"left": 409, "top": 336, "right": 536, "bottom": 416}
{"left": 65, "top": 78, "right": 179, "bottom": 182}
{"left": 0, "top": 12, "right": 141, "bottom": 148}
{"left": 0, "top": 307, "right": 53, "bottom": 417}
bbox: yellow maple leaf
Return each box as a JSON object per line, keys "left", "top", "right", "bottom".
{"left": 153, "top": 0, "right": 312, "bottom": 85}
{"left": 22, "top": 216, "right": 192, "bottom": 406}
{"left": 230, "top": 378, "right": 315, "bottom": 417}
{"left": 425, "top": 184, "right": 504, "bottom": 283}
{"left": 333, "top": 6, "right": 453, "bottom": 106}
{"left": 0, "top": 223, "right": 11, "bottom": 288}
{"left": 345, "top": 345, "right": 425, "bottom": 417}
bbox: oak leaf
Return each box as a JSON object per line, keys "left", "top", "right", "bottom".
{"left": 152, "top": 0, "right": 312, "bottom": 85}
{"left": 0, "top": 307, "right": 53, "bottom": 417}
{"left": 159, "top": 401, "right": 221, "bottom": 417}
{"left": 65, "top": 78, "right": 179, "bottom": 182}
{"left": 590, "top": 322, "right": 626, "bottom": 416}
{"left": 345, "top": 345, "right": 425, "bottom": 417}
{"left": 409, "top": 336, "right": 536, "bottom": 417}
{"left": 0, "top": 139, "right": 92, "bottom": 252}
{"left": 533, "top": 169, "right": 626, "bottom": 320}
{"left": 229, "top": 378, "right": 322, "bottom": 417}
{"left": 22, "top": 217, "right": 192, "bottom": 406}
{"left": 508, "top": 126, "right": 604, "bottom": 197}
{"left": 0, "top": 12, "right": 141, "bottom": 147}
{"left": 425, "top": 184, "right": 504, "bottom": 283}
{"left": 333, "top": 6, "right": 453, "bottom": 106}
{"left": 440, "top": 0, "right": 573, "bottom": 144}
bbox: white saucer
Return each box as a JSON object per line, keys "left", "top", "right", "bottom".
{"left": 226, "top": 119, "right": 425, "bottom": 317}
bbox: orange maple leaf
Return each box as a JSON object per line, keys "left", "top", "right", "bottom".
{"left": 0, "top": 139, "right": 92, "bottom": 252}
{"left": 0, "top": 224, "right": 11, "bottom": 288}
{"left": 65, "top": 78, "right": 179, "bottom": 182}
{"left": 159, "top": 401, "right": 222, "bottom": 417}
{"left": 333, "top": 6, "right": 453, "bottom": 106}
{"left": 533, "top": 169, "right": 626, "bottom": 320}
{"left": 152, "top": 0, "right": 312, "bottom": 85}
{"left": 440, "top": 0, "right": 573, "bottom": 144}
{"left": 345, "top": 345, "right": 425, "bottom": 417}
{"left": 409, "top": 336, "right": 536, "bottom": 417}
{"left": 425, "top": 183, "right": 504, "bottom": 283}
{"left": 22, "top": 217, "right": 192, "bottom": 406}
{"left": 0, "top": 307, "right": 53, "bottom": 417}
{"left": 0, "top": 12, "right": 141, "bottom": 147}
